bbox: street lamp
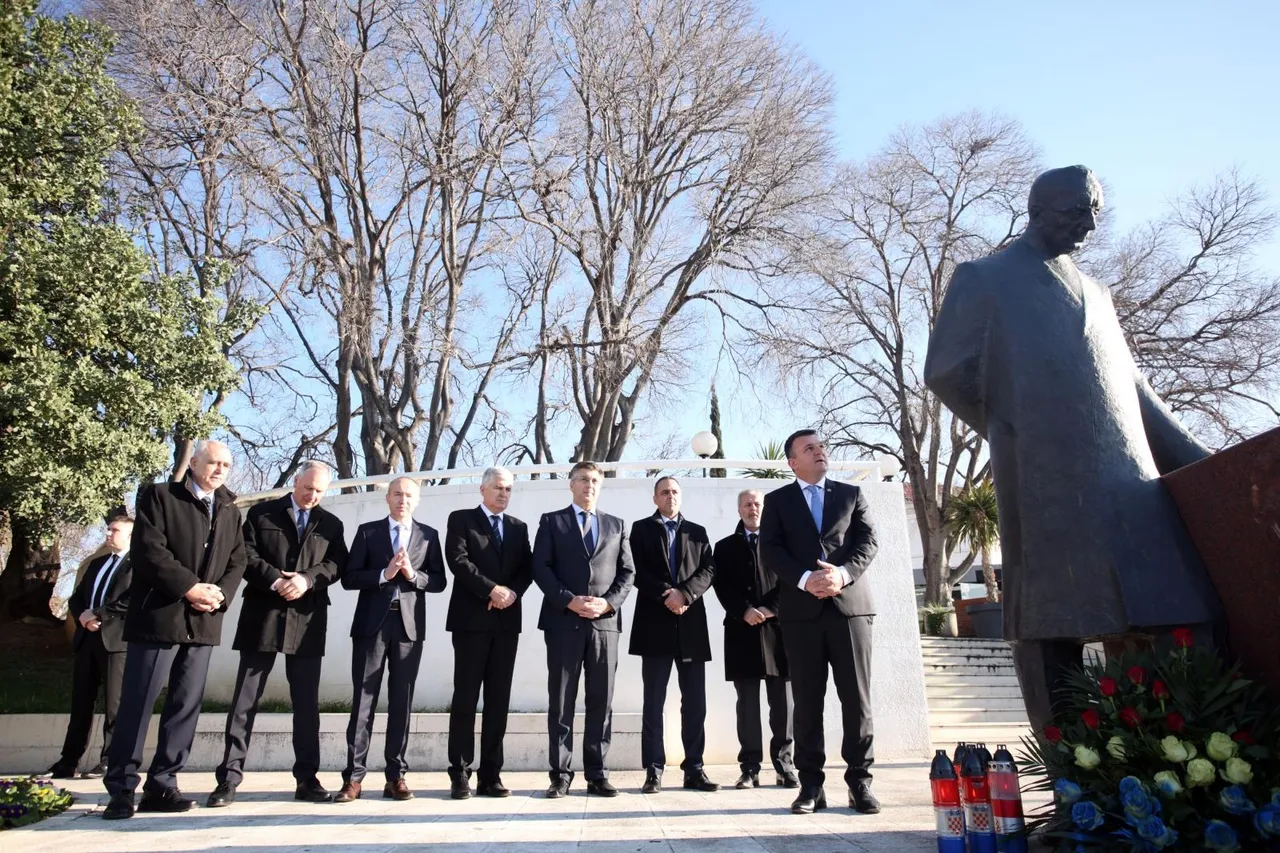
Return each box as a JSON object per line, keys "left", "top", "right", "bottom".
{"left": 691, "top": 431, "right": 718, "bottom": 477}
{"left": 876, "top": 454, "right": 902, "bottom": 482}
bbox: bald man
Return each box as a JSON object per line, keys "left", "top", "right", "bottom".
{"left": 103, "top": 440, "right": 248, "bottom": 820}
{"left": 925, "top": 165, "right": 1223, "bottom": 734}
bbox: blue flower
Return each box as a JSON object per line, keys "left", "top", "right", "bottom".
{"left": 1219, "top": 785, "right": 1255, "bottom": 816}
{"left": 1121, "top": 783, "right": 1158, "bottom": 822}
{"left": 1119, "top": 776, "right": 1143, "bottom": 796}
{"left": 1071, "top": 800, "right": 1105, "bottom": 831}
{"left": 1054, "top": 778, "right": 1083, "bottom": 805}
{"left": 1135, "top": 815, "right": 1178, "bottom": 849}
{"left": 1256, "top": 805, "right": 1280, "bottom": 838}
{"left": 1203, "top": 819, "right": 1240, "bottom": 852}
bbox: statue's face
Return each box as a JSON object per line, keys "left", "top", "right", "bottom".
{"left": 1030, "top": 179, "right": 1104, "bottom": 257}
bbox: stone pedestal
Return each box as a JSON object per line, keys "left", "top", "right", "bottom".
{"left": 1163, "top": 426, "right": 1280, "bottom": 697}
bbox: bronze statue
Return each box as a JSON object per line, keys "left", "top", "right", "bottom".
{"left": 923, "top": 165, "right": 1223, "bottom": 733}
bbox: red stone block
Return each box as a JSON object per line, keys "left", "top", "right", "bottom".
{"left": 1163, "top": 427, "right": 1280, "bottom": 698}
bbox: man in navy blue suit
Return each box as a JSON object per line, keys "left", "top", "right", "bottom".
{"left": 532, "top": 461, "right": 635, "bottom": 798}
{"left": 335, "top": 477, "right": 446, "bottom": 803}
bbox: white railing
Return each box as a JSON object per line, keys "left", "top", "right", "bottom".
{"left": 238, "top": 458, "right": 886, "bottom": 503}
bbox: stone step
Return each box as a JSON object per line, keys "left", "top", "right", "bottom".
{"left": 930, "top": 721, "right": 1035, "bottom": 750}
{"left": 924, "top": 676, "right": 1021, "bottom": 692}
{"left": 928, "top": 708, "right": 1031, "bottom": 725}
{"left": 919, "top": 637, "right": 1012, "bottom": 650}
{"left": 923, "top": 663, "right": 1016, "bottom": 677}
{"left": 923, "top": 680, "right": 1024, "bottom": 696}
{"left": 926, "top": 695, "right": 1026, "bottom": 711}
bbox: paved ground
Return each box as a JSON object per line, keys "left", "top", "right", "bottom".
{"left": 9, "top": 763, "right": 983, "bottom": 852}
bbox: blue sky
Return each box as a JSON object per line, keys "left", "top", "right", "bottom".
{"left": 682, "top": 0, "right": 1280, "bottom": 462}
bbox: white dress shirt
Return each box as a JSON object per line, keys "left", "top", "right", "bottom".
{"left": 89, "top": 549, "right": 128, "bottom": 611}
{"left": 795, "top": 476, "right": 853, "bottom": 592}
{"left": 572, "top": 503, "right": 599, "bottom": 544}
{"left": 481, "top": 505, "right": 505, "bottom": 540}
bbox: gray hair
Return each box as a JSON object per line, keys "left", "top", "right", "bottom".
{"left": 737, "top": 488, "right": 765, "bottom": 504}
{"left": 295, "top": 459, "right": 333, "bottom": 482}
{"left": 191, "top": 439, "right": 230, "bottom": 462}
{"left": 481, "top": 466, "right": 514, "bottom": 487}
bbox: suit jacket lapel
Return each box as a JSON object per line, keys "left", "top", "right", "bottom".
{"left": 819, "top": 481, "right": 836, "bottom": 536}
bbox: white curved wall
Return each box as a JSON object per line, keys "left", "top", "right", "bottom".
{"left": 204, "top": 477, "right": 931, "bottom": 762}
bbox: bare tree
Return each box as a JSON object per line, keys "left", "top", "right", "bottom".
{"left": 755, "top": 112, "right": 1040, "bottom": 606}
{"left": 1084, "top": 169, "right": 1280, "bottom": 445}
{"left": 91, "top": 0, "right": 273, "bottom": 480}
{"left": 506, "top": 0, "right": 833, "bottom": 462}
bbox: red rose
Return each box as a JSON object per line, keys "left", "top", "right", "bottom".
{"left": 1232, "top": 730, "right": 1254, "bottom": 745}
{"left": 1099, "top": 677, "right": 1118, "bottom": 697}
{"left": 1126, "top": 666, "right": 1146, "bottom": 686}
{"left": 1166, "top": 712, "right": 1186, "bottom": 732}
{"left": 1151, "top": 680, "right": 1170, "bottom": 700}
{"left": 1043, "top": 725, "right": 1063, "bottom": 744}
{"left": 1172, "top": 628, "right": 1194, "bottom": 649}
{"left": 1119, "top": 707, "right": 1142, "bottom": 728}
{"left": 1081, "top": 709, "right": 1101, "bottom": 729}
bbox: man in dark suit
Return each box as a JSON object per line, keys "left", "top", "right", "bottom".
{"left": 336, "top": 476, "right": 447, "bottom": 803}
{"left": 47, "top": 516, "right": 134, "bottom": 779}
{"left": 628, "top": 476, "right": 718, "bottom": 794}
{"left": 207, "top": 460, "right": 348, "bottom": 808}
{"left": 532, "top": 460, "right": 635, "bottom": 798}
{"left": 444, "top": 466, "right": 533, "bottom": 800}
{"left": 712, "top": 489, "right": 797, "bottom": 791}
{"left": 759, "top": 429, "right": 879, "bottom": 815}
{"left": 103, "top": 440, "right": 248, "bottom": 820}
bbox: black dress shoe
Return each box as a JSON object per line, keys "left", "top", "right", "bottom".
{"left": 585, "top": 779, "right": 618, "bottom": 797}
{"left": 476, "top": 779, "right": 510, "bottom": 798}
{"left": 777, "top": 771, "right": 799, "bottom": 789}
{"left": 294, "top": 780, "right": 334, "bottom": 803}
{"left": 102, "top": 792, "right": 135, "bottom": 820}
{"left": 206, "top": 782, "right": 237, "bottom": 808}
{"left": 682, "top": 772, "right": 720, "bottom": 792}
{"left": 545, "top": 778, "right": 571, "bottom": 799}
{"left": 81, "top": 762, "right": 107, "bottom": 779}
{"left": 137, "top": 786, "right": 195, "bottom": 813}
{"left": 849, "top": 782, "right": 881, "bottom": 814}
{"left": 45, "top": 762, "right": 77, "bottom": 780}
{"left": 791, "top": 787, "right": 827, "bottom": 814}
{"left": 450, "top": 775, "right": 473, "bottom": 800}
{"left": 641, "top": 770, "right": 662, "bottom": 794}
{"left": 734, "top": 771, "right": 759, "bottom": 789}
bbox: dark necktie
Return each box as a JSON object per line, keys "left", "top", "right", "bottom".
{"left": 201, "top": 495, "right": 214, "bottom": 520}
{"left": 92, "top": 555, "right": 119, "bottom": 610}
{"left": 296, "top": 509, "right": 308, "bottom": 539}
{"left": 580, "top": 511, "right": 595, "bottom": 554}
{"left": 665, "top": 519, "right": 679, "bottom": 582}
{"left": 490, "top": 514, "right": 503, "bottom": 548}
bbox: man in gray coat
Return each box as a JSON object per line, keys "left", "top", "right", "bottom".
{"left": 924, "top": 165, "right": 1223, "bottom": 733}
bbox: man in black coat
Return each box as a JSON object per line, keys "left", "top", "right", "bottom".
{"left": 444, "top": 466, "right": 533, "bottom": 800}
{"left": 712, "top": 489, "right": 797, "bottom": 791}
{"left": 336, "top": 476, "right": 447, "bottom": 804}
{"left": 47, "top": 516, "right": 134, "bottom": 779}
{"left": 532, "top": 461, "right": 635, "bottom": 799}
{"left": 207, "top": 460, "right": 348, "bottom": 808}
{"left": 103, "top": 440, "right": 248, "bottom": 820}
{"left": 628, "top": 476, "right": 718, "bottom": 794}
{"left": 759, "top": 429, "right": 879, "bottom": 816}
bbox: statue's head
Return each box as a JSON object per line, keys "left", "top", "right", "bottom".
{"left": 1025, "top": 165, "right": 1105, "bottom": 257}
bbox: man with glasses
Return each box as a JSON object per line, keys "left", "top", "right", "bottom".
{"left": 532, "top": 461, "right": 635, "bottom": 799}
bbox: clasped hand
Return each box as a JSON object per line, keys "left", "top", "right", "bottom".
{"left": 743, "top": 605, "right": 774, "bottom": 626}
{"left": 803, "top": 560, "right": 844, "bottom": 599}
{"left": 78, "top": 610, "right": 102, "bottom": 632}
{"left": 383, "top": 548, "right": 413, "bottom": 582}
{"left": 271, "top": 571, "right": 309, "bottom": 601}
{"left": 185, "top": 582, "right": 225, "bottom": 613}
{"left": 568, "top": 595, "right": 611, "bottom": 619}
{"left": 487, "top": 585, "right": 516, "bottom": 610}
{"left": 662, "top": 587, "right": 689, "bottom": 615}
